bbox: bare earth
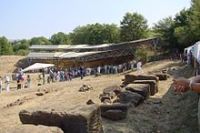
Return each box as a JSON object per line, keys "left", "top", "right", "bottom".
{"left": 0, "top": 56, "right": 198, "bottom": 133}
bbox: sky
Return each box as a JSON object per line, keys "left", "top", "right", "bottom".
{"left": 0, "top": 0, "right": 191, "bottom": 40}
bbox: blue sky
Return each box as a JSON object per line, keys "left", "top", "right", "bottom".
{"left": 0, "top": 0, "right": 191, "bottom": 40}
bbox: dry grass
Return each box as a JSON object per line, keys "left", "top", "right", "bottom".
{"left": 0, "top": 56, "right": 198, "bottom": 133}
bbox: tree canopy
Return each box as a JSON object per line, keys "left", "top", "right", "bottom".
{"left": 153, "top": 0, "right": 200, "bottom": 51}
{"left": 12, "top": 39, "right": 30, "bottom": 55}
{"left": 153, "top": 17, "right": 177, "bottom": 49}
{"left": 70, "top": 23, "right": 120, "bottom": 45}
{"left": 0, "top": 37, "right": 13, "bottom": 55}
{"left": 50, "top": 32, "right": 71, "bottom": 45}
{"left": 120, "top": 12, "right": 149, "bottom": 42}
{"left": 30, "top": 37, "right": 51, "bottom": 45}
{"left": 189, "top": 0, "right": 200, "bottom": 42}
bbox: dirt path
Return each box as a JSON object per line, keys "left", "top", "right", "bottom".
{"left": 0, "top": 59, "right": 199, "bottom": 133}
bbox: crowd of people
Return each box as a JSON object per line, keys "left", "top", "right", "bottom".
{"left": 40, "top": 60, "right": 143, "bottom": 84}
{"left": 0, "top": 60, "right": 143, "bottom": 93}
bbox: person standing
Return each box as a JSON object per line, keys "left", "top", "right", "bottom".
{"left": 5, "top": 75, "right": 10, "bottom": 92}
{"left": 27, "top": 75, "right": 31, "bottom": 88}
{"left": 80, "top": 66, "right": 84, "bottom": 80}
{"left": 97, "top": 66, "right": 101, "bottom": 74}
{"left": 49, "top": 69, "right": 54, "bottom": 82}
{"left": 0, "top": 76, "right": 3, "bottom": 93}
{"left": 42, "top": 70, "right": 46, "bottom": 84}
{"left": 136, "top": 60, "right": 143, "bottom": 74}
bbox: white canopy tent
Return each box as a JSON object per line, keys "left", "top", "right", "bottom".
{"left": 192, "top": 41, "right": 200, "bottom": 60}
{"left": 184, "top": 45, "right": 194, "bottom": 55}
{"left": 22, "top": 63, "right": 54, "bottom": 72}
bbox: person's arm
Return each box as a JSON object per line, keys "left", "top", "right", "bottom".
{"left": 189, "top": 75, "right": 200, "bottom": 93}
{"left": 190, "top": 83, "right": 200, "bottom": 93}
{"left": 173, "top": 75, "right": 200, "bottom": 93}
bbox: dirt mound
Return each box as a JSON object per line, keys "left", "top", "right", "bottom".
{"left": 0, "top": 56, "right": 26, "bottom": 75}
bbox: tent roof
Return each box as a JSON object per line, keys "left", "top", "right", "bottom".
{"left": 192, "top": 41, "right": 200, "bottom": 59}
{"left": 22, "top": 63, "right": 54, "bottom": 72}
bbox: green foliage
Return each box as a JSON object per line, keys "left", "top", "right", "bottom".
{"left": 173, "top": 9, "right": 194, "bottom": 49}
{"left": 134, "top": 48, "right": 148, "bottom": 62}
{"left": 120, "top": 12, "right": 149, "bottom": 42}
{"left": 153, "top": 17, "right": 177, "bottom": 49}
{"left": 153, "top": 0, "right": 200, "bottom": 51}
{"left": 50, "top": 32, "right": 71, "bottom": 45}
{"left": 70, "top": 23, "right": 120, "bottom": 45}
{"left": 189, "top": 0, "right": 200, "bottom": 42}
{"left": 16, "top": 49, "right": 29, "bottom": 56}
{"left": 30, "top": 37, "right": 51, "bottom": 45}
{"left": 0, "top": 37, "right": 13, "bottom": 55}
{"left": 12, "top": 39, "right": 30, "bottom": 55}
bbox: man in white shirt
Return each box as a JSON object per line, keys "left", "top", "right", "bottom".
{"left": 136, "top": 61, "right": 143, "bottom": 74}
{"left": 5, "top": 75, "right": 10, "bottom": 92}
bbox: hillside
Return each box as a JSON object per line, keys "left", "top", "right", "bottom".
{"left": 0, "top": 56, "right": 26, "bottom": 76}
{"left": 0, "top": 57, "right": 198, "bottom": 133}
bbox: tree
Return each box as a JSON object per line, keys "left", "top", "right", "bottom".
{"left": 153, "top": 17, "right": 177, "bottom": 49}
{"left": 12, "top": 39, "right": 30, "bottom": 55}
{"left": 30, "top": 37, "right": 51, "bottom": 45}
{"left": 153, "top": 7, "right": 198, "bottom": 51}
{"left": 102, "top": 24, "right": 120, "bottom": 43}
{"left": 120, "top": 12, "right": 149, "bottom": 42}
{"left": 70, "top": 26, "right": 89, "bottom": 44}
{"left": 189, "top": 0, "right": 200, "bottom": 42}
{"left": 0, "top": 36, "right": 13, "bottom": 55}
{"left": 70, "top": 23, "right": 120, "bottom": 45}
{"left": 173, "top": 9, "right": 194, "bottom": 49}
{"left": 135, "top": 48, "right": 148, "bottom": 62}
{"left": 50, "top": 32, "right": 71, "bottom": 45}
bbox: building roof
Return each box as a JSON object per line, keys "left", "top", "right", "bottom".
{"left": 29, "top": 38, "right": 158, "bottom": 51}
{"left": 28, "top": 51, "right": 103, "bottom": 59}
{"left": 28, "top": 38, "right": 159, "bottom": 62}
{"left": 29, "top": 44, "right": 113, "bottom": 50}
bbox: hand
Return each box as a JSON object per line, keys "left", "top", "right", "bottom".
{"left": 172, "top": 78, "right": 190, "bottom": 92}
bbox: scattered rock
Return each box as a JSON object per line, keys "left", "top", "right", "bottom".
{"left": 79, "top": 84, "right": 93, "bottom": 92}
{"left": 133, "top": 80, "right": 158, "bottom": 95}
{"left": 36, "top": 92, "right": 44, "bottom": 96}
{"left": 100, "top": 104, "right": 128, "bottom": 113}
{"left": 118, "top": 91, "right": 144, "bottom": 106}
{"left": 86, "top": 99, "right": 95, "bottom": 105}
{"left": 100, "top": 95, "right": 111, "bottom": 103}
{"left": 5, "top": 97, "right": 32, "bottom": 108}
{"left": 125, "top": 84, "right": 150, "bottom": 99}
{"left": 123, "top": 74, "right": 159, "bottom": 83}
{"left": 102, "top": 109, "right": 127, "bottom": 121}
{"left": 162, "top": 69, "right": 168, "bottom": 73}
{"left": 103, "top": 85, "right": 120, "bottom": 98}
{"left": 100, "top": 104, "right": 128, "bottom": 121}
{"left": 154, "top": 73, "right": 168, "bottom": 80}
{"left": 113, "top": 99, "right": 120, "bottom": 103}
